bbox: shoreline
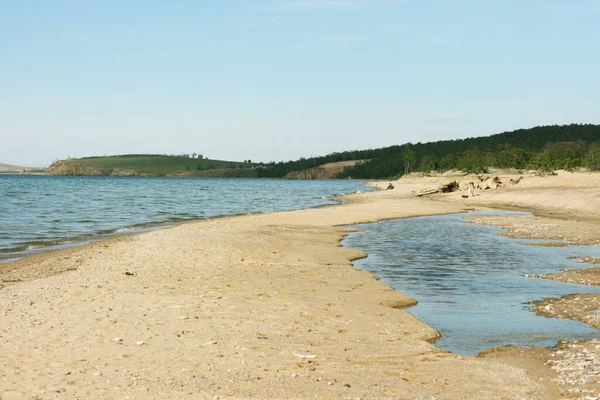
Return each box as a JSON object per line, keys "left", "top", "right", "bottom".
{"left": 0, "top": 183, "right": 371, "bottom": 266}
{"left": 4, "top": 172, "right": 600, "bottom": 398}
{"left": 1, "top": 192, "right": 464, "bottom": 293}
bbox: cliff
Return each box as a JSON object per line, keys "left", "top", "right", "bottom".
{"left": 284, "top": 160, "right": 366, "bottom": 180}
{"left": 45, "top": 160, "right": 103, "bottom": 176}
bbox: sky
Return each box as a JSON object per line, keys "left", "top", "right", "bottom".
{"left": 1, "top": 0, "right": 599, "bottom": 167}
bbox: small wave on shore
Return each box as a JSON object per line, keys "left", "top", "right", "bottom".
{"left": 0, "top": 174, "right": 369, "bottom": 263}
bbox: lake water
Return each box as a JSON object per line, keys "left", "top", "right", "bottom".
{"left": 0, "top": 174, "right": 368, "bottom": 263}
{"left": 343, "top": 213, "right": 600, "bottom": 355}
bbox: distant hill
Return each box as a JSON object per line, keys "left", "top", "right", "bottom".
{"left": 0, "top": 162, "right": 40, "bottom": 172}
{"left": 256, "top": 124, "right": 600, "bottom": 179}
{"left": 45, "top": 154, "right": 259, "bottom": 177}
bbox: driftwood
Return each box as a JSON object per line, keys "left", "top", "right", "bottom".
{"left": 468, "top": 182, "right": 475, "bottom": 197}
{"left": 509, "top": 176, "right": 524, "bottom": 185}
{"left": 440, "top": 181, "right": 459, "bottom": 193}
{"left": 476, "top": 176, "right": 502, "bottom": 190}
{"left": 412, "top": 187, "right": 439, "bottom": 197}
{"left": 413, "top": 181, "right": 459, "bottom": 197}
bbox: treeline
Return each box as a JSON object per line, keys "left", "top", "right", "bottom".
{"left": 256, "top": 124, "right": 600, "bottom": 179}
{"left": 256, "top": 149, "right": 383, "bottom": 178}
{"left": 341, "top": 140, "right": 600, "bottom": 179}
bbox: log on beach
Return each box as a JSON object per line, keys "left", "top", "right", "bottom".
{"left": 412, "top": 187, "right": 440, "bottom": 196}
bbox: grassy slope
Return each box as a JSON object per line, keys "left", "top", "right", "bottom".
{"left": 75, "top": 154, "right": 254, "bottom": 176}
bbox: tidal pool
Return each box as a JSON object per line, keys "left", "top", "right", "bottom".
{"left": 343, "top": 212, "right": 600, "bottom": 355}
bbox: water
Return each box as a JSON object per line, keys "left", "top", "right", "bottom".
{"left": 343, "top": 212, "right": 600, "bottom": 355}
{"left": 0, "top": 174, "right": 368, "bottom": 262}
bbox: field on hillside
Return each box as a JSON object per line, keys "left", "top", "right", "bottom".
{"left": 62, "top": 154, "right": 253, "bottom": 176}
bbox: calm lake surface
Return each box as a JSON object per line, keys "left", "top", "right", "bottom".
{"left": 0, "top": 174, "right": 369, "bottom": 262}
{"left": 343, "top": 213, "right": 600, "bottom": 355}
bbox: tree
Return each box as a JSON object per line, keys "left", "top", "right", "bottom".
{"left": 402, "top": 145, "right": 416, "bottom": 175}
{"left": 419, "top": 156, "right": 437, "bottom": 173}
{"left": 584, "top": 144, "right": 600, "bottom": 171}
{"left": 542, "top": 141, "right": 586, "bottom": 170}
{"left": 497, "top": 144, "right": 527, "bottom": 169}
{"left": 458, "top": 147, "right": 488, "bottom": 173}
{"left": 438, "top": 154, "right": 457, "bottom": 171}
{"left": 528, "top": 151, "right": 554, "bottom": 172}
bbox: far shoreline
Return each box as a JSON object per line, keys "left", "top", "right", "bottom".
{"left": 0, "top": 177, "right": 371, "bottom": 266}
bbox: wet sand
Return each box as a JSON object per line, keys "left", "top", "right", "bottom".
{"left": 3, "top": 170, "right": 600, "bottom": 399}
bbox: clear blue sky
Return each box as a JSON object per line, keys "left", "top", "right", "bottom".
{"left": 1, "top": 0, "right": 599, "bottom": 167}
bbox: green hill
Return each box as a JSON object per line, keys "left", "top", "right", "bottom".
{"left": 45, "top": 154, "right": 258, "bottom": 177}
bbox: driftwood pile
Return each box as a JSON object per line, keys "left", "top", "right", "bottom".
{"left": 412, "top": 175, "right": 514, "bottom": 197}
{"left": 440, "top": 181, "right": 459, "bottom": 193}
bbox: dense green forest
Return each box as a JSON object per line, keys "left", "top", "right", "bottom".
{"left": 257, "top": 124, "right": 600, "bottom": 179}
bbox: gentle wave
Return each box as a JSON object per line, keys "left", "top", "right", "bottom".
{"left": 0, "top": 175, "right": 370, "bottom": 263}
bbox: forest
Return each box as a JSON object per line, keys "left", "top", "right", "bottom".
{"left": 256, "top": 124, "right": 600, "bottom": 179}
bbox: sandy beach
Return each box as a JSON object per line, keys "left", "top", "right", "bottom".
{"left": 3, "top": 171, "right": 600, "bottom": 399}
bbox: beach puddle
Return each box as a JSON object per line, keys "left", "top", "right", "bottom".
{"left": 343, "top": 212, "right": 600, "bottom": 355}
